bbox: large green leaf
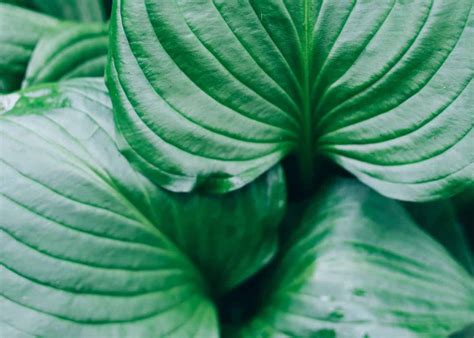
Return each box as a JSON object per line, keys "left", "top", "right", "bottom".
{"left": 0, "top": 4, "right": 58, "bottom": 93}
{"left": 0, "top": 78, "right": 286, "bottom": 336}
{"left": 236, "top": 179, "right": 474, "bottom": 337}
{"left": 22, "top": 22, "right": 108, "bottom": 88}
{"left": 107, "top": 0, "right": 473, "bottom": 200}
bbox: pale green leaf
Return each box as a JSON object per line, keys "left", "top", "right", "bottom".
{"left": 237, "top": 179, "right": 474, "bottom": 338}
{"left": 0, "top": 78, "right": 286, "bottom": 336}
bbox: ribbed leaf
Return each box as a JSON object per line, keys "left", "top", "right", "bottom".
{"left": 237, "top": 179, "right": 474, "bottom": 337}
{"left": 107, "top": 0, "right": 473, "bottom": 200}
{"left": 0, "top": 78, "right": 286, "bottom": 336}
{"left": 0, "top": 4, "right": 58, "bottom": 93}
{"left": 22, "top": 22, "right": 108, "bottom": 87}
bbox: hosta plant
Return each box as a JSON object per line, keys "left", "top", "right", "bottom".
{"left": 0, "top": 1, "right": 473, "bottom": 337}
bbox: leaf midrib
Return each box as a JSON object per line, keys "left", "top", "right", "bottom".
{"left": 296, "top": 0, "right": 315, "bottom": 188}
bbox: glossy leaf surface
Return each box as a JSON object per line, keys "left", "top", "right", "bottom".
{"left": 108, "top": 0, "right": 473, "bottom": 200}
{"left": 0, "top": 4, "right": 58, "bottom": 93}
{"left": 23, "top": 22, "right": 108, "bottom": 87}
{"left": 237, "top": 179, "right": 474, "bottom": 337}
{"left": 0, "top": 79, "right": 286, "bottom": 336}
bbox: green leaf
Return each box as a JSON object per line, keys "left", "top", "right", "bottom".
{"left": 237, "top": 179, "right": 474, "bottom": 338}
{"left": 107, "top": 0, "right": 473, "bottom": 200}
{"left": 22, "top": 22, "right": 108, "bottom": 88}
{"left": 7, "top": 0, "right": 106, "bottom": 22}
{"left": 404, "top": 200, "right": 474, "bottom": 275}
{"left": 0, "top": 78, "right": 286, "bottom": 336}
{"left": 31, "top": 0, "right": 105, "bottom": 22}
{"left": 0, "top": 4, "right": 58, "bottom": 93}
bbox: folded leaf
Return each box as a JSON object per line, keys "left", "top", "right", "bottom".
{"left": 237, "top": 179, "right": 474, "bottom": 337}
{"left": 0, "top": 4, "right": 58, "bottom": 93}
{"left": 0, "top": 78, "right": 286, "bottom": 336}
{"left": 22, "top": 22, "right": 108, "bottom": 87}
{"left": 107, "top": 0, "right": 473, "bottom": 200}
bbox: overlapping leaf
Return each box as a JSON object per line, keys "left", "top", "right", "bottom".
{"left": 0, "top": 78, "right": 286, "bottom": 336}
{"left": 22, "top": 22, "right": 108, "bottom": 87}
{"left": 236, "top": 179, "right": 474, "bottom": 337}
{"left": 0, "top": 4, "right": 58, "bottom": 93}
{"left": 107, "top": 0, "right": 473, "bottom": 200}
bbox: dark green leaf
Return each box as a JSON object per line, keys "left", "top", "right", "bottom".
{"left": 0, "top": 0, "right": 106, "bottom": 22}
{"left": 107, "top": 0, "right": 473, "bottom": 200}
{"left": 237, "top": 179, "right": 474, "bottom": 337}
{"left": 0, "top": 78, "right": 286, "bottom": 336}
{"left": 0, "top": 4, "right": 58, "bottom": 93}
{"left": 30, "top": 0, "right": 106, "bottom": 22}
{"left": 22, "top": 22, "right": 108, "bottom": 87}
{"left": 404, "top": 200, "right": 474, "bottom": 275}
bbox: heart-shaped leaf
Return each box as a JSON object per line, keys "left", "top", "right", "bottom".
{"left": 236, "top": 179, "right": 474, "bottom": 337}
{"left": 107, "top": 0, "right": 473, "bottom": 200}
{"left": 0, "top": 3, "right": 58, "bottom": 93}
{"left": 0, "top": 78, "right": 286, "bottom": 336}
{"left": 22, "top": 22, "right": 108, "bottom": 88}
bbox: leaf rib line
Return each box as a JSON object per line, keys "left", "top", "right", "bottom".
{"left": 210, "top": 0, "right": 301, "bottom": 118}
{"left": 0, "top": 145, "right": 155, "bottom": 234}
{"left": 1, "top": 263, "right": 190, "bottom": 298}
{"left": 310, "top": 0, "right": 358, "bottom": 97}
{"left": 171, "top": 0, "right": 300, "bottom": 126}
{"left": 0, "top": 192, "right": 166, "bottom": 253}
{"left": 320, "top": 78, "right": 472, "bottom": 145}
{"left": 321, "top": 7, "right": 472, "bottom": 135}
{"left": 311, "top": 0, "right": 396, "bottom": 115}
{"left": 323, "top": 124, "right": 472, "bottom": 167}
{"left": 113, "top": 58, "right": 289, "bottom": 162}
{"left": 129, "top": 1, "right": 298, "bottom": 137}
{"left": 247, "top": 0, "right": 301, "bottom": 90}
{"left": 1, "top": 288, "right": 203, "bottom": 325}
{"left": 1, "top": 227, "right": 178, "bottom": 273}
{"left": 315, "top": 0, "right": 435, "bottom": 127}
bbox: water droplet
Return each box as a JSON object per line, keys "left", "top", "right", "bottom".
{"left": 352, "top": 288, "right": 366, "bottom": 297}
{"left": 328, "top": 308, "right": 344, "bottom": 321}
{"left": 320, "top": 295, "right": 331, "bottom": 302}
{"left": 313, "top": 329, "right": 336, "bottom": 338}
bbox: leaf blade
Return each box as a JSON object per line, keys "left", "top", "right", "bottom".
{"left": 237, "top": 179, "right": 474, "bottom": 338}
{"left": 0, "top": 78, "right": 286, "bottom": 336}
{"left": 107, "top": 0, "right": 473, "bottom": 199}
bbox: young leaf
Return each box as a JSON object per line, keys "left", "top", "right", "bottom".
{"left": 0, "top": 4, "right": 58, "bottom": 93}
{"left": 0, "top": 78, "right": 286, "bottom": 336}
{"left": 107, "top": 0, "right": 473, "bottom": 200}
{"left": 236, "top": 179, "right": 474, "bottom": 337}
{"left": 22, "top": 22, "right": 108, "bottom": 87}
